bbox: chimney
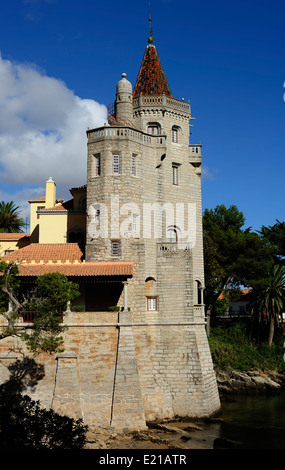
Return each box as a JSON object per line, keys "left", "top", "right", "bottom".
{"left": 45, "top": 177, "right": 56, "bottom": 208}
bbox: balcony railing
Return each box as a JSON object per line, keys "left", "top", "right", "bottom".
{"left": 21, "top": 311, "right": 36, "bottom": 323}
{"left": 87, "top": 126, "right": 167, "bottom": 146}
{"left": 158, "top": 242, "right": 191, "bottom": 253}
{"left": 20, "top": 311, "right": 64, "bottom": 323}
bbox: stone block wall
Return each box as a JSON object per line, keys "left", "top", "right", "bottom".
{"left": 0, "top": 307, "right": 220, "bottom": 431}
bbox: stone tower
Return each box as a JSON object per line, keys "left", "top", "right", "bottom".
{"left": 85, "top": 33, "right": 220, "bottom": 424}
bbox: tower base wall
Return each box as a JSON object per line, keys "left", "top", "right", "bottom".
{"left": 0, "top": 312, "right": 220, "bottom": 431}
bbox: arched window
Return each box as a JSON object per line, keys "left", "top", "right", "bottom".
{"left": 195, "top": 280, "right": 204, "bottom": 305}
{"left": 167, "top": 226, "right": 180, "bottom": 243}
{"left": 147, "top": 123, "right": 161, "bottom": 135}
{"left": 171, "top": 126, "right": 180, "bottom": 143}
{"left": 145, "top": 277, "right": 158, "bottom": 312}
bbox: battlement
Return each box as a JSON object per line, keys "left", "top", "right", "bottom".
{"left": 133, "top": 94, "right": 191, "bottom": 116}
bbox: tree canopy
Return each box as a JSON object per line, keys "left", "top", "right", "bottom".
{"left": 203, "top": 204, "right": 274, "bottom": 326}
{"left": 259, "top": 219, "right": 285, "bottom": 266}
{"left": 249, "top": 264, "right": 285, "bottom": 347}
{"left": 0, "top": 262, "right": 80, "bottom": 353}
{"left": 0, "top": 201, "right": 26, "bottom": 233}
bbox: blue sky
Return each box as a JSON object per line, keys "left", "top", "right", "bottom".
{"left": 0, "top": 0, "right": 284, "bottom": 232}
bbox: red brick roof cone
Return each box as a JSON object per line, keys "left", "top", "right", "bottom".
{"left": 133, "top": 41, "right": 172, "bottom": 98}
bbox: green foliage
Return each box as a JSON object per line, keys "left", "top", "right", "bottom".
{"left": 71, "top": 305, "right": 85, "bottom": 312}
{"left": 214, "top": 298, "right": 231, "bottom": 316}
{"left": 0, "top": 392, "right": 87, "bottom": 449}
{"left": 203, "top": 204, "right": 274, "bottom": 321}
{"left": 21, "top": 273, "right": 80, "bottom": 353}
{"left": 0, "top": 265, "right": 80, "bottom": 354}
{"left": 0, "top": 357, "right": 87, "bottom": 449}
{"left": 259, "top": 219, "right": 285, "bottom": 265}
{"left": 249, "top": 264, "right": 285, "bottom": 346}
{"left": 209, "top": 322, "right": 285, "bottom": 371}
{"left": 0, "top": 201, "right": 26, "bottom": 233}
{"left": 108, "top": 306, "right": 120, "bottom": 311}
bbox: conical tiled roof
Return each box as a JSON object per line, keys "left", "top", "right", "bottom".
{"left": 133, "top": 44, "right": 172, "bottom": 98}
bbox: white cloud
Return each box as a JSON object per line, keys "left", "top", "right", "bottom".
{"left": 0, "top": 54, "right": 107, "bottom": 189}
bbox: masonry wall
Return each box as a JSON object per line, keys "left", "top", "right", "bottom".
{"left": 0, "top": 307, "right": 220, "bottom": 431}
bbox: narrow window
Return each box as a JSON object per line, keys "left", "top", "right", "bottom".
{"left": 131, "top": 154, "right": 136, "bottom": 176}
{"left": 147, "top": 297, "right": 158, "bottom": 311}
{"left": 172, "top": 128, "right": 178, "bottom": 143}
{"left": 113, "top": 154, "right": 120, "bottom": 174}
{"left": 37, "top": 206, "right": 43, "bottom": 219}
{"left": 95, "top": 154, "right": 101, "bottom": 176}
{"left": 172, "top": 164, "right": 179, "bottom": 185}
{"left": 111, "top": 240, "right": 121, "bottom": 256}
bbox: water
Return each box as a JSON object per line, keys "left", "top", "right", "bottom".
{"left": 219, "top": 391, "right": 285, "bottom": 449}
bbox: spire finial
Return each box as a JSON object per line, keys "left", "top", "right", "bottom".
{"left": 148, "top": 3, "right": 154, "bottom": 44}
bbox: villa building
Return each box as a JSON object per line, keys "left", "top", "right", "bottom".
{"left": 0, "top": 31, "right": 220, "bottom": 430}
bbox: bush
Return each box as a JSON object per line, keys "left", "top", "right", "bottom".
{"left": 0, "top": 392, "right": 88, "bottom": 449}
{"left": 209, "top": 321, "right": 285, "bottom": 371}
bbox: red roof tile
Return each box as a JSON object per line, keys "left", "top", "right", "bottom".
{"left": 28, "top": 196, "right": 46, "bottom": 203}
{"left": 38, "top": 204, "right": 68, "bottom": 212}
{"left": 0, "top": 233, "right": 30, "bottom": 240}
{"left": 2, "top": 243, "right": 83, "bottom": 263}
{"left": 133, "top": 44, "right": 172, "bottom": 98}
{"left": 14, "top": 262, "right": 133, "bottom": 277}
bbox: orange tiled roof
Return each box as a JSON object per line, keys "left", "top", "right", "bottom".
{"left": 28, "top": 196, "right": 46, "bottom": 203}
{"left": 39, "top": 204, "right": 68, "bottom": 212}
{"left": 2, "top": 243, "right": 83, "bottom": 263}
{"left": 1, "top": 243, "right": 133, "bottom": 277}
{"left": 13, "top": 262, "right": 133, "bottom": 277}
{"left": 28, "top": 197, "right": 64, "bottom": 204}
{"left": 0, "top": 233, "right": 30, "bottom": 240}
{"left": 218, "top": 288, "right": 252, "bottom": 300}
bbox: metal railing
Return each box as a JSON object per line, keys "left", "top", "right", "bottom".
{"left": 21, "top": 311, "right": 36, "bottom": 323}
{"left": 158, "top": 242, "right": 191, "bottom": 253}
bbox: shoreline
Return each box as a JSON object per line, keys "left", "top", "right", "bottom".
{"left": 84, "top": 368, "right": 285, "bottom": 450}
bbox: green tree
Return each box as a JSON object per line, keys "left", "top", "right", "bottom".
{"left": 0, "top": 262, "right": 80, "bottom": 353}
{"left": 249, "top": 264, "right": 285, "bottom": 347}
{"left": 259, "top": 219, "right": 285, "bottom": 266}
{"left": 203, "top": 205, "right": 273, "bottom": 333}
{"left": 0, "top": 201, "right": 26, "bottom": 233}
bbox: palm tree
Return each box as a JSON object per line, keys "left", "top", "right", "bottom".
{"left": 250, "top": 264, "right": 285, "bottom": 347}
{"left": 0, "top": 201, "right": 26, "bottom": 233}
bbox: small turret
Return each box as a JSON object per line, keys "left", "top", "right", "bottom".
{"left": 115, "top": 73, "right": 134, "bottom": 125}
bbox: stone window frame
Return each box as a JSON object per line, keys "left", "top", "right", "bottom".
{"left": 147, "top": 122, "right": 161, "bottom": 135}
{"left": 131, "top": 154, "right": 137, "bottom": 176}
{"left": 113, "top": 154, "right": 120, "bottom": 175}
{"left": 171, "top": 125, "right": 182, "bottom": 144}
{"left": 146, "top": 296, "right": 158, "bottom": 311}
{"left": 111, "top": 239, "right": 122, "bottom": 257}
{"left": 95, "top": 154, "right": 101, "bottom": 176}
{"left": 172, "top": 163, "right": 180, "bottom": 186}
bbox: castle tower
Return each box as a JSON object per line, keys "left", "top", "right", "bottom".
{"left": 85, "top": 32, "right": 220, "bottom": 421}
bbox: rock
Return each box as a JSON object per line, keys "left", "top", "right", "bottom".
{"left": 251, "top": 375, "right": 280, "bottom": 389}
{"left": 215, "top": 368, "right": 283, "bottom": 394}
{"left": 184, "top": 423, "right": 204, "bottom": 432}
{"left": 132, "top": 432, "right": 149, "bottom": 441}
